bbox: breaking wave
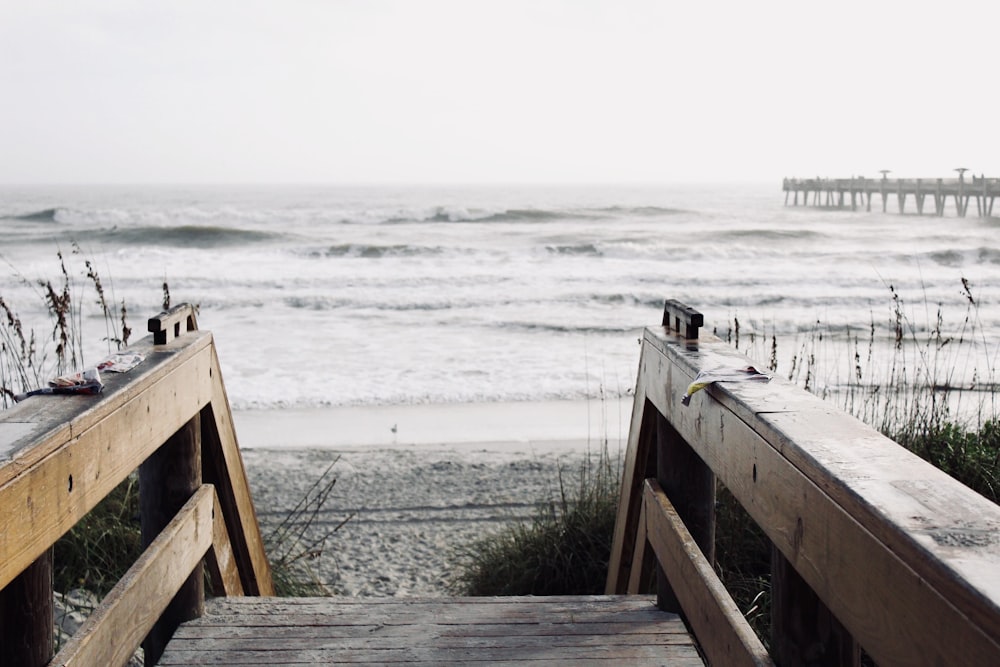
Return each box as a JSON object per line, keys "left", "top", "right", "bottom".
{"left": 11, "top": 208, "right": 61, "bottom": 222}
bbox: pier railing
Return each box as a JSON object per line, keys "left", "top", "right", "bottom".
{"left": 782, "top": 175, "right": 1000, "bottom": 216}
{"left": 608, "top": 299, "right": 1000, "bottom": 665}
{"left": 0, "top": 304, "right": 273, "bottom": 667}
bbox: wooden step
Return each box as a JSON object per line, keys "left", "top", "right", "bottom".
{"left": 159, "top": 595, "right": 704, "bottom": 666}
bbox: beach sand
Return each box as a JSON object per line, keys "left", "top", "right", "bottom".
{"left": 234, "top": 399, "right": 630, "bottom": 597}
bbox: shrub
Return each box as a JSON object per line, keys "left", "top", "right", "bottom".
{"left": 454, "top": 446, "right": 620, "bottom": 596}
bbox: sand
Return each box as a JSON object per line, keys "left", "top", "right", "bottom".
{"left": 234, "top": 400, "right": 630, "bottom": 597}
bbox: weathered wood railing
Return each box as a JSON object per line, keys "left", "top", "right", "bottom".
{"left": 608, "top": 299, "right": 1000, "bottom": 666}
{"left": 0, "top": 304, "right": 273, "bottom": 667}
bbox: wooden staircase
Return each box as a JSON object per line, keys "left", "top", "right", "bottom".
{"left": 4, "top": 300, "right": 1000, "bottom": 666}
{"left": 159, "top": 596, "right": 701, "bottom": 666}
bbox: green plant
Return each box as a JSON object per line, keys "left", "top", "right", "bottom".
{"left": 715, "top": 280, "right": 1000, "bottom": 651}
{"left": 51, "top": 460, "right": 348, "bottom": 600}
{"left": 453, "top": 446, "right": 620, "bottom": 596}
{"left": 714, "top": 483, "right": 772, "bottom": 647}
{"left": 894, "top": 420, "right": 1000, "bottom": 504}
{"left": 53, "top": 477, "right": 143, "bottom": 595}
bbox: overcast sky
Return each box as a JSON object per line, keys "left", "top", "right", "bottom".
{"left": 2, "top": 1, "right": 998, "bottom": 185}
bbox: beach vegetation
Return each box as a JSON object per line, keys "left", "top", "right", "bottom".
{"left": 453, "top": 445, "right": 620, "bottom": 596}
{"left": 1, "top": 247, "right": 131, "bottom": 407}
{"left": 2, "top": 253, "right": 344, "bottom": 602}
{"left": 53, "top": 476, "right": 143, "bottom": 595}
{"left": 457, "top": 280, "right": 1000, "bottom": 654}
{"left": 712, "top": 279, "right": 1000, "bottom": 647}
{"left": 264, "top": 458, "right": 348, "bottom": 597}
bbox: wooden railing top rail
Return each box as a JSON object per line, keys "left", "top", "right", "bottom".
{"left": 609, "top": 302, "right": 1000, "bottom": 665}
{"left": 0, "top": 304, "right": 272, "bottom": 666}
{"left": 783, "top": 176, "right": 1000, "bottom": 187}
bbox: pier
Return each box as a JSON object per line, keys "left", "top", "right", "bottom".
{"left": 783, "top": 171, "right": 1000, "bottom": 216}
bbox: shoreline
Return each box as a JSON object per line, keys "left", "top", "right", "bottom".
{"left": 235, "top": 399, "right": 630, "bottom": 597}
{"left": 232, "top": 397, "right": 633, "bottom": 451}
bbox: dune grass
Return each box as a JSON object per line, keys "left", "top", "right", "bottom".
{"left": 452, "top": 445, "right": 620, "bottom": 596}
{"left": 456, "top": 279, "right": 1000, "bottom": 655}
{"left": 1, "top": 252, "right": 342, "bottom": 599}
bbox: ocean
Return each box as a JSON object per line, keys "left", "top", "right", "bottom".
{"left": 3, "top": 183, "right": 999, "bottom": 416}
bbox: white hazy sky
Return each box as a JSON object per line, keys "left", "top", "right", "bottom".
{"left": 2, "top": 1, "right": 998, "bottom": 185}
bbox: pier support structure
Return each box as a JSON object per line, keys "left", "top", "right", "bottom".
{"left": 783, "top": 172, "right": 999, "bottom": 218}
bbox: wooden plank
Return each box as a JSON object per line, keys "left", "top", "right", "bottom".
{"left": 159, "top": 620, "right": 686, "bottom": 639}
{"left": 626, "top": 493, "right": 651, "bottom": 594}
{"left": 0, "top": 331, "right": 211, "bottom": 478}
{"left": 0, "top": 549, "right": 53, "bottom": 667}
{"left": 606, "top": 386, "right": 659, "bottom": 593}
{"left": 158, "top": 646, "right": 704, "bottom": 665}
{"left": 205, "top": 490, "right": 244, "bottom": 597}
{"left": 51, "top": 485, "right": 217, "bottom": 667}
{"left": 181, "top": 595, "right": 693, "bottom": 627}
{"left": 0, "top": 334, "right": 216, "bottom": 591}
{"left": 639, "top": 331, "right": 1000, "bottom": 665}
{"left": 161, "top": 662, "right": 696, "bottom": 667}
{"left": 648, "top": 326, "right": 1000, "bottom": 592}
{"left": 139, "top": 413, "right": 204, "bottom": 665}
{"left": 201, "top": 340, "right": 274, "bottom": 596}
{"left": 160, "top": 631, "right": 698, "bottom": 650}
{"left": 654, "top": 408, "right": 715, "bottom": 612}
{"left": 662, "top": 298, "right": 703, "bottom": 339}
{"left": 160, "top": 595, "right": 704, "bottom": 666}
{"left": 148, "top": 303, "right": 199, "bottom": 345}
{"left": 643, "top": 479, "right": 773, "bottom": 667}
{"left": 771, "top": 547, "right": 858, "bottom": 666}
{"left": 192, "top": 606, "right": 680, "bottom": 626}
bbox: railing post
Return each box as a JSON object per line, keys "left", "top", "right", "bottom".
{"left": 653, "top": 299, "right": 714, "bottom": 611}
{"left": 0, "top": 549, "right": 53, "bottom": 667}
{"left": 662, "top": 299, "right": 703, "bottom": 340}
{"left": 772, "top": 538, "right": 859, "bottom": 666}
{"left": 139, "top": 413, "right": 204, "bottom": 666}
{"left": 654, "top": 411, "right": 716, "bottom": 612}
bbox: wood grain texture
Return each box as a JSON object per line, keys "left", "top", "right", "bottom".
{"left": 160, "top": 595, "right": 704, "bottom": 666}
{"left": 51, "top": 485, "right": 218, "bottom": 667}
{"left": 626, "top": 494, "right": 650, "bottom": 594}
{"left": 0, "top": 549, "right": 53, "bottom": 667}
{"left": 0, "top": 331, "right": 211, "bottom": 478}
{"left": 654, "top": 409, "right": 716, "bottom": 613}
{"left": 200, "top": 340, "right": 274, "bottom": 596}
{"left": 1, "top": 327, "right": 272, "bottom": 664}
{"left": 205, "top": 490, "right": 245, "bottom": 597}
{"left": 0, "top": 334, "right": 215, "bottom": 591}
{"left": 139, "top": 413, "right": 204, "bottom": 665}
{"left": 148, "top": 303, "right": 199, "bottom": 345}
{"left": 636, "top": 327, "right": 1000, "bottom": 665}
{"left": 643, "top": 479, "right": 773, "bottom": 667}
{"left": 606, "top": 391, "right": 658, "bottom": 593}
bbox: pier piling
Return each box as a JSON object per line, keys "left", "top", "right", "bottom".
{"left": 783, "top": 173, "right": 1000, "bottom": 217}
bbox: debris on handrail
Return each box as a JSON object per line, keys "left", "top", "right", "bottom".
{"left": 681, "top": 366, "right": 770, "bottom": 406}
{"left": 15, "top": 368, "right": 104, "bottom": 401}
{"left": 13, "top": 352, "right": 146, "bottom": 401}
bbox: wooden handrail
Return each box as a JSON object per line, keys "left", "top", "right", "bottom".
{"left": 0, "top": 305, "right": 272, "bottom": 667}
{"left": 609, "top": 299, "right": 1000, "bottom": 666}
{"left": 51, "top": 485, "right": 238, "bottom": 666}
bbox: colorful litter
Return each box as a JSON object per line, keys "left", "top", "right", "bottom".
{"left": 681, "top": 366, "right": 771, "bottom": 406}
{"left": 13, "top": 352, "right": 146, "bottom": 401}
